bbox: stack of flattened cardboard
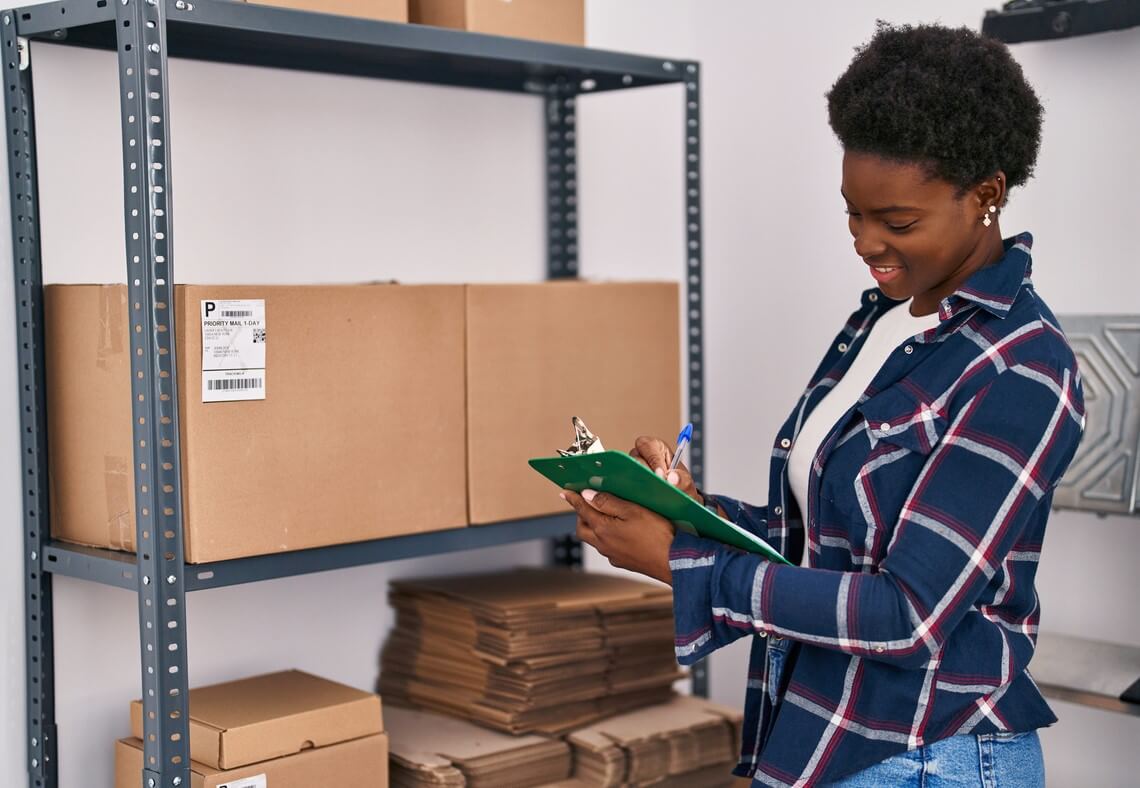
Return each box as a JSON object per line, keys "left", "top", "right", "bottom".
{"left": 558, "top": 694, "right": 743, "bottom": 787}
{"left": 387, "top": 705, "right": 571, "bottom": 787}
{"left": 379, "top": 568, "right": 682, "bottom": 734}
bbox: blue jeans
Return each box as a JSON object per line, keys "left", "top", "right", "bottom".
{"left": 761, "top": 637, "right": 1045, "bottom": 787}
{"left": 822, "top": 730, "right": 1045, "bottom": 787}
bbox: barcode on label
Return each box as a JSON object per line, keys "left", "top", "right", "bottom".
{"left": 221, "top": 309, "right": 254, "bottom": 317}
{"left": 207, "top": 378, "right": 263, "bottom": 392}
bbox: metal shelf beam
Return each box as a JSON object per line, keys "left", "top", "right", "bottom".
{"left": 14, "top": 0, "right": 686, "bottom": 94}
{"left": 43, "top": 514, "right": 579, "bottom": 591}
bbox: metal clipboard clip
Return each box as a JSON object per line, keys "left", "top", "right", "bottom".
{"left": 556, "top": 416, "right": 606, "bottom": 457}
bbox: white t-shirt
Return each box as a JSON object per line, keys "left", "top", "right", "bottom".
{"left": 786, "top": 300, "right": 941, "bottom": 567}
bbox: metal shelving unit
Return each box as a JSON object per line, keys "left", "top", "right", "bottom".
{"left": 2, "top": 2, "right": 705, "bottom": 786}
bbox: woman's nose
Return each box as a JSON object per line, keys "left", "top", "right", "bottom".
{"left": 852, "top": 227, "right": 887, "bottom": 261}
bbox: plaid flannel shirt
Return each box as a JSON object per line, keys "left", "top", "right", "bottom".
{"left": 670, "top": 233, "right": 1085, "bottom": 786}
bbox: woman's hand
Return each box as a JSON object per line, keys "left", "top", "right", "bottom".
{"left": 630, "top": 435, "right": 702, "bottom": 503}
{"left": 561, "top": 489, "right": 675, "bottom": 586}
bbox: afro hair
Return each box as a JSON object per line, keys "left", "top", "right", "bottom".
{"left": 827, "top": 22, "right": 1043, "bottom": 195}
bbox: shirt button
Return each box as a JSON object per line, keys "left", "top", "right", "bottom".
{"left": 869, "top": 293, "right": 878, "bottom": 302}
{"left": 880, "top": 423, "right": 890, "bottom": 432}
{"left": 773, "top": 506, "right": 783, "bottom": 516}
{"left": 874, "top": 646, "right": 885, "bottom": 653}
{"left": 759, "top": 630, "right": 768, "bottom": 638}
{"left": 838, "top": 342, "right": 848, "bottom": 352}
{"left": 904, "top": 345, "right": 913, "bottom": 354}
{"left": 780, "top": 438, "right": 791, "bottom": 449}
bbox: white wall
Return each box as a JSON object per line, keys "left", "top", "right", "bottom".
{"left": 1, "top": 1, "right": 1137, "bottom": 787}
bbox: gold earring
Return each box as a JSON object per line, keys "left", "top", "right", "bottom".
{"left": 983, "top": 205, "right": 997, "bottom": 227}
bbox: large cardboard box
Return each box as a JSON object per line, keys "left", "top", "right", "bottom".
{"left": 465, "top": 282, "right": 681, "bottom": 524}
{"left": 45, "top": 284, "right": 468, "bottom": 563}
{"left": 114, "top": 733, "right": 389, "bottom": 788}
{"left": 410, "top": 0, "right": 584, "bottom": 46}
{"left": 129, "top": 670, "right": 383, "bottom": 769}
{"left": 245, "top": 0, "right": 408, "bottom": 23}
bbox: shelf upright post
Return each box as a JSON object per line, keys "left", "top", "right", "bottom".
{"left": 3, "top": 17, "right": 58, "bottom": 788}
{"left": 545, "top": 75, "right": 583, "bottom": 569}
{"left": 682, "top": 61, "right": 709, "bottom": 698}
{"left": 545, "top": 76, "right": 579, "bottom": 281}
{"left": 113, "top": 0, "right": 191, "bottom": 785}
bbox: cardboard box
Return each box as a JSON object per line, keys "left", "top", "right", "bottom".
{"left": 465, "top": 281, "right": 681, "bottom": 524}
{"left": 129, "top": 670, "right": 383, "bottom": 769}
{"left": 245, "top": 0, "right": 408, "bottom": 23}
{"left": 45, "top": 283, "right": 468, "bottom": 563}
{"left": 115, "top": 733, "right": 389, "bottom": 788}
{"left": 410, "top": 0, "right": 584, "bottom": 46}
{"left": 386, "top": 705, "right": 570, "bottom": 787}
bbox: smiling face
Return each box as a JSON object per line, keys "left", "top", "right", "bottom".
{"left": 841, "top": 150, "right": 1006, "bottom": 315}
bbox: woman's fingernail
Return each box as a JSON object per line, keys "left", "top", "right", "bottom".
{"left": 668, "top": 471, "right": 680, "bottom": 485}
{"left": 655, "top": 468, "right": 666, "bottom": 478}
{"left": 582, "top": 489, "right": 597, "bottom": 502}
{"left": 559, "top": 492, "right": 568, "bottom": 501}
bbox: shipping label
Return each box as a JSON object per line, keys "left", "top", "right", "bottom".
{"left": 201, "top": 299, "right": 266, "bottom": 403}
{"left": 217, "top": 776, "right": 266, "bottom": 788}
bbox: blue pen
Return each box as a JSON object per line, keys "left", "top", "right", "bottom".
{"left": 668, "top": 422, "right": 694, "bottom": 472}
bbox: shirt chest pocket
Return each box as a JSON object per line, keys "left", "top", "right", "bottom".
{"left": 856, "top": 387, "right": 947, "bottom": 456}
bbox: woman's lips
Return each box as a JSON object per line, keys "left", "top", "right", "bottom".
{"left": 867, "top": 263, "right": 902, "bottom": 285}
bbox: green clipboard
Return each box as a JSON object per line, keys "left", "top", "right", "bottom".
{"left": 529, "top": 450, "right": 790, "bottom": 564}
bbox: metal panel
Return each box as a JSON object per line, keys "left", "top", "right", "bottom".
{"left": 3, "top": 16, "right": 58, "bottom": 788}
{"left": 981, "top": 0, "right": 1140, "bottom": 44}
{"left": 114, "top": 0, "right": 190, "bottom": 785}
{"left": 682, "top": 62, "right": 708, "bottom": 699}
{"left": 16, "top": 0, "right": 684, "bottom": 93}
{"left": 1033, "top": 632, "right": 1140, "bottom": 718}
{"left": 1054, "top": 315, "right": 1140, "bottom": 516}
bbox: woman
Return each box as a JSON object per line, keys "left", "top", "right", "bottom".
{"left": 561, "top": 22, "right": 1085, "bottom": 787}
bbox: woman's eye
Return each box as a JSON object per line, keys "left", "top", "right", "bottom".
{"left": 886, "top": 220, "right": 916, "bottom": 231}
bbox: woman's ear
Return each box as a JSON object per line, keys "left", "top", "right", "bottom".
{"left": 973, "top": 170, "right": 1007, "bottom": 214}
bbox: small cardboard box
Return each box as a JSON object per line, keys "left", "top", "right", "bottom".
{"left": 245, "top": 0, "right": 408, "bottom": 23}
{"left": 465, "top": 282, "right": 681, "bottom": 524}
{"left": 410, "top": 0, "right": 584, "bottom": 46}
{"left": 129, "top": 670, "right": 383, "bottom": 769}
{"left": 115, "top": 733, "right": 389, "bottom": 788}
{"left": 45, "top": 283, "right": 468, "bottom": 563}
